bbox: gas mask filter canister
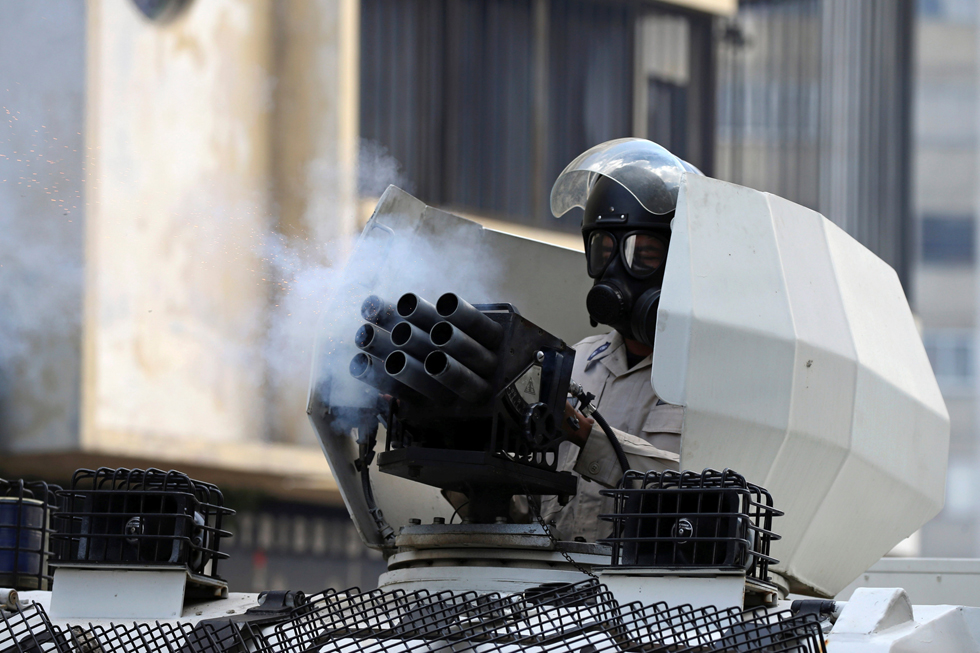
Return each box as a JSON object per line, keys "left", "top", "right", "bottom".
{"left": 586, "top": 263, "right": 662, "bottom": 348}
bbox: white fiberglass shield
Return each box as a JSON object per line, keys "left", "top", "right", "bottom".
{"left": 550, "top": 138, "right": 687, "bottom": 218}
{"left": 307, "top": 185, "right": 598, "bottom": 551}
{"left": 653, "top": 174, "right": 949, "bottom": 598}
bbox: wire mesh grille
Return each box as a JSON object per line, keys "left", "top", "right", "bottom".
{"left": 268, "top": 580, "right": 823, "bottom": 653}
{"left": 53, "top": 468, "right": 233, "bottom": 580}
{"left": 0, "top": 478, "right": 61, "bottom": 591}
{"left": 0, "top": 580, "right": 823, "bottom": 653}
{"left": 0, "top": 600, "right": 63, "bottom": 652}
{"left": 599, "top": 469, "right": 782, "bottom": 585}
{"left": 69, "top": 619, "right": 269, "bottom": 653}
{"left": 0, "top": 604, "right": 267, "bottom": 653}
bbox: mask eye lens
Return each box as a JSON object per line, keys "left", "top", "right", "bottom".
{"left": 588, "top": 231, "right": 616, "bottom": 276}
{"left": 623, "top": 233, "right": 666, "bottom": 277}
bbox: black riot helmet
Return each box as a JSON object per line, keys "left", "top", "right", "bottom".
{"left": 550, "top": 138, "right": 699, "bottom": 346}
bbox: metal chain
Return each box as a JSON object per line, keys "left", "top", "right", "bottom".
{"left": 523, "top": 487, "right": 598, "bottom": 580}
{"left": 504, "top": 446, "right": 598, "bottom": 580}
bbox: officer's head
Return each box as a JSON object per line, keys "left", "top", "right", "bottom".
{"left": 550, "top": 139, "right": 700, "bottom": 346}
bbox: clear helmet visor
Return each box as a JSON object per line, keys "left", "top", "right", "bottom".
{"left": 550, "top": 138, "right": 688, "bottom": 218}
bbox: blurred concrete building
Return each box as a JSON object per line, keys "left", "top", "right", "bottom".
{"left": 910, "top": 0, "right": 980, "bottom": 558}
{"left": 1, "top": 0, "right": 951, "bottom": 590}
{"left": 0, "top": 0, "right": 368, "bottom": 591}
{"left": 707, "top": 0, "right": 980, "bottom": 559}
{"left": 0, "top": 0, "right": 742, "bottom": 592}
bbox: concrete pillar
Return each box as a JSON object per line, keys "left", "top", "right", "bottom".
{"left": 268, "top": 0, "right": 360, "bottom": 444}
{"left": 83, "top": 0, "right": 273, "bottom": 458}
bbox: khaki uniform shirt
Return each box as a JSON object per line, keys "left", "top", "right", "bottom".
{"left": 541, "top": 331, "right": 682, "bottom": 542}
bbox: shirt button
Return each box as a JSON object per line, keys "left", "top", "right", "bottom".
{"left": 588, "top": 461, "right": 601, "bottom": 475}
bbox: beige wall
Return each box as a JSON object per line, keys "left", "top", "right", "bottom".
{"left": 273, "top": 0, "right": 359, "bottom": 244}
{"left": 85, "top": 0, "right": 272, "bottom": 449}
{"left": 268, "top": 0, "right": 360, "bottom": 445}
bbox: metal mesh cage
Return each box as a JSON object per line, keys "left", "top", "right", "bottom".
{"left": 270, "top": 580, "right": 616, "bottom": 652}
{"left": 0, "top": 478, "right": 61, "bottom": 590}
{"left": 0, "top": 580, "right": 823, "bottom": 653}
{"left": 0, "top": 600, "right": 63, "bottom": 653}
{"left": 267, "top": 580, "right": 824, "bottom": 653}
{"left": 53, "top": 468, "right": 233, "bottom": 580}
{"left": 0, "top": 602, "right": 268, "bottom": 653}
{"left": 65, "top": 620, "right": 269, "bottom": 653}
{"left": 65, "top": 622, "right": 194, "bottom": 653}
{"left": 619, "top": 603, "right": 826, "bottom": 652}
{"left": 599, "top": 469, "right": 782, "bottom": 585}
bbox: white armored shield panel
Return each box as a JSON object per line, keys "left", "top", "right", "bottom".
{"left": 653, "top": 174, "right": 949, "bottom": 597}
{"left": 307, "top": 186, "right": 597, "bottom": 550}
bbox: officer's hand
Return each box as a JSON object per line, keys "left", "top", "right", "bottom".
{"left": 562, "top": 401, "right": 594, "bottom": 447}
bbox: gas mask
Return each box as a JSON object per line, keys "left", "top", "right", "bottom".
{"left": 580, "top": 174, "right": 671, "bottom": 347}
{"left": 584, "top": 227, "right": 667, "bottom": 347}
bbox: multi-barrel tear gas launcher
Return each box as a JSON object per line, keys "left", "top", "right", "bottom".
{"left": 349, "top": 291, "right": 578, "bottom": 522}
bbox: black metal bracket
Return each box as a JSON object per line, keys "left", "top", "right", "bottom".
{"left": 791, "top": 599, "right": 838, "bottom": 619}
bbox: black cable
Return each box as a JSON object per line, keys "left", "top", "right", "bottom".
{"left": 359, "top": 448, "right": 395, "bottom": 544}
{"left": 358, "top": 412, "right": 395, "bottom": 545}
{"left": 590, "top": 407, "right": 631, "bottom": 475}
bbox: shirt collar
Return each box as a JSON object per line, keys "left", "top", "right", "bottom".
{"left": 585, "top": 331, "right": 652, "bottom": 378}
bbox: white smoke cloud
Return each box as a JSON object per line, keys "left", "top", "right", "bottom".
{"left": 0, "top": 208, "right": 83, "bottom": 400}
{"left": 0, "top": 4, "right": 85, "bottom": 449}
{"left": 357, "top": 139, "right": 413, "bottom": 198}
{"left": 0, "top": 113, "right": 500, "bottom": 449}
{"left": 260, "top": 140, "right": 430, "bottom": 440}
{"left": 262, "top": 141, "right": 504, "bottom": 427}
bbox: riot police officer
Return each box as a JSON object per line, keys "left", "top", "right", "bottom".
{"left": 542, "top": 138, "right": 694, "bottom": 542}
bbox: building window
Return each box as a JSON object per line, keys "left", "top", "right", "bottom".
{"left": 634, "top": 9, "right": 715, "bottom": 172}
{"left": 923, "top": 328, "right": 974, "bottom": 388}
{"left": 647, "top": 78, "right": 689, "bottom": 161}
{"left": 921, "top": 215, "right": 974, "bottom": 265}
{"left": 945, "top": 461, "right": 977, "bottom": 518}
{"left": 359, "top": 0, "right": 713, "bottom": 230}
{"left": 917, "top": 0, "right": 977, "bottom": 22}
